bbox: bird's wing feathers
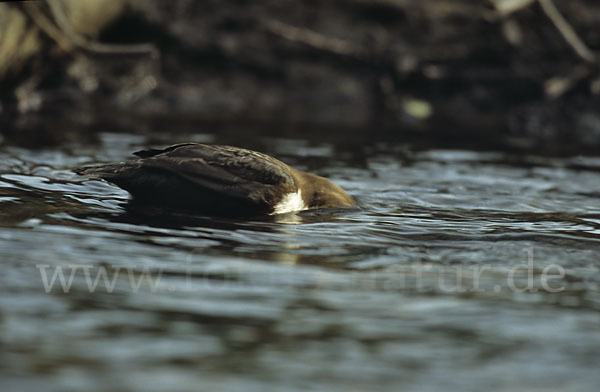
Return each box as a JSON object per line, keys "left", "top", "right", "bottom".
{"left": 141, "top": 157, "right": 262, "bottom": 201}
{"left": 137, "top": 144, "right": 295, "bottom": 186}
{"left": 133, "top": 144, "right": 296, "bottom": 202}
{"left": 133, "top": 143, "right": 198, "bottom": 158}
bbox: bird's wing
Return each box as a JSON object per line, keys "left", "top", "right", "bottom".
{"left": 135, "top": 144, "right": 296, "bottom": 202}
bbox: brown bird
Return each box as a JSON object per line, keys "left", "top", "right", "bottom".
{"left": 75, "top": 143, "right": 355, "bottom": 216}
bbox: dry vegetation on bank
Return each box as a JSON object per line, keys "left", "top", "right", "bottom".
{"left": 1, "top": 0, "right": 599, "bottom": 154}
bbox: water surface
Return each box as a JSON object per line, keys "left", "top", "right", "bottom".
{"left": 1, "top": 131, "right": 599, "bottom": 391}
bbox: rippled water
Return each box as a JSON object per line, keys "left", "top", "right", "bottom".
{"left": 1, "top": 131, "right": 599, "bottom": 391}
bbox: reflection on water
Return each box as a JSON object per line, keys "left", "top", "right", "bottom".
{"left": 1, "top": 132, "right": 599, "bottom": 391}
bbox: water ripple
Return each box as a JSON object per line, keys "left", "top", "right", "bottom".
{"left": 1, "top": 136, "right": 600, "bottom": 392}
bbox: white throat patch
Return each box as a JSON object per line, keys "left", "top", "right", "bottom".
{"left": 272, "top": 189, "right": 306, "bottom": 215}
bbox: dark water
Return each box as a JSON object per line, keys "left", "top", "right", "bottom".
{"left": 1, "top": 131, "right": 599, "bottom": 391}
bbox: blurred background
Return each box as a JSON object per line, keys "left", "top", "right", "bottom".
{"left": 2, "top": 2, "right": 600, "bottom": 392}
{"left": 2, "top": 0, "right": 600, "bottom": 153}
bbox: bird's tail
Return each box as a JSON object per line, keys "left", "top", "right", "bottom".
{"left": 73, "top": 162, "right": 141, "bottom": 179}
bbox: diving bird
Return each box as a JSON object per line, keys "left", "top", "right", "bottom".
{"left": 75, "top": 143, "right": 355, "bottom": 216}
